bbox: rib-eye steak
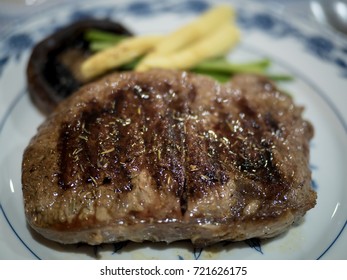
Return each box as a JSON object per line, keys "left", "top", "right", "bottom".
{"left": 22, "top": 70, "right": 316, "bottom": 246}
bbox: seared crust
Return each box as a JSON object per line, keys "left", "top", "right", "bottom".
{"left": 22, "top": 70, "right": 316, "bottom": 246}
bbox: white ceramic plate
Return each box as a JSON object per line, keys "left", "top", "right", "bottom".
{"left": 0, "top": 0, "right": 346, "bottom": 260}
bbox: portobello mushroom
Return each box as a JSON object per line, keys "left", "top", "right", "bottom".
{"left": 27, "top": 19, "right": 132, "bottom": 115}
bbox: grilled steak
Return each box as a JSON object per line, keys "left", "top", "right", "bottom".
{"left": 22, "top": 70, "right": 316, "bottom": 246}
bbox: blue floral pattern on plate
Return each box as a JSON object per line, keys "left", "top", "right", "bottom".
{"left": 237, "top": 10, "right": 347, "bottom": 77}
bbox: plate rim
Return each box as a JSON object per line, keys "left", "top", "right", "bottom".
{"left": 0, "top": 0, "right": 347, "bottom": 260}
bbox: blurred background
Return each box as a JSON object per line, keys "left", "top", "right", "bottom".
{"left": 1, "top": 0, "right": 346, "bottom": 38}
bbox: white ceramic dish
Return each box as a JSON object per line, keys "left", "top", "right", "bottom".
{"left": 0, "top": 0, "right": 346, "bottom": 260}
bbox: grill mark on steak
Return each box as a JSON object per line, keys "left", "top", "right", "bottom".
{"left": 58, "top": 76, "right": 290, "bottom": 208}
{"left": 131, "top": 81, "right": 190, "bottom": 215}
{"left": 220, "top": 96, "right": 288, "bottom": 197}
{"left": 58, "top": 92, "right": 139, "bottom": 192}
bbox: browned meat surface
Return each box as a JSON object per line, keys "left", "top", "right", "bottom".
{"left": 22, "top": 70, "right": 316, "bottom": 246}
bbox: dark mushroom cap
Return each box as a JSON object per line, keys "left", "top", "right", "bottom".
{"left": 27, "top": 19, "right": 132, "bottom": 115}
